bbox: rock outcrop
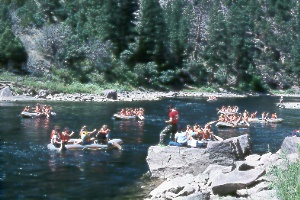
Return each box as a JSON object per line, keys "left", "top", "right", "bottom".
{"left": 145, "top": 136, "right": 300, "bottom": 200}
{"left": 146, "top": 135, "right": 250, "bottom": 179}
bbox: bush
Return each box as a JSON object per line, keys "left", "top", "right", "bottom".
{"left": 269, "top": 148, "right": 300, "bottom": 200}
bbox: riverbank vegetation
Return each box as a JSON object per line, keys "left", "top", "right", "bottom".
{"left": 1, "top": 0, "right": 300, "bottom": 93}
{"left": 269, "top": 148, "right": 300, "bottom": 200}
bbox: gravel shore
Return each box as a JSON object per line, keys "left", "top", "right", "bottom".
{"left": 1, "top": 87, "right": 300, "bottom": 102}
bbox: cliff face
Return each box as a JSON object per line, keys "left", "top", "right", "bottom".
{"left": 10, "top": 10, "right": 52, "bottom": 73}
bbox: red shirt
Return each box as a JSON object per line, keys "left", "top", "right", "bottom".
{"left": 169, "top": 109, "right": 179, "bottom": 124}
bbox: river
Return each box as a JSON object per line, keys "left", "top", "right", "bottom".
{"left": 1, "top": 96, "right": 299, "bottom": 199}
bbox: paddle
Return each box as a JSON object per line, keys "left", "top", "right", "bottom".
{"left": 207, "top": 120, "right": 217, "bottom": 125}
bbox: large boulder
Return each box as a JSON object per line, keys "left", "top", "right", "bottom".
{"left": 146, "top": 134, "right": 250, "bottom": 179}
{"left": 0, "top": 86, "right": 13, "bottom": 98}
{"left": 37, "top": 89, "right": 49, "bottom": 98}
{"left": 211, "top": 168, "right": 266, "bottom": 195}
{"left": 101, "top": 89, "right": 117, "bottom": 100}
{"left": 280, "top": 136, "right": 300, "bottom": 154}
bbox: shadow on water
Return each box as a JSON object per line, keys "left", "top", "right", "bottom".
{"left": 1, "top": 96, "right": 299, "bottom": 199}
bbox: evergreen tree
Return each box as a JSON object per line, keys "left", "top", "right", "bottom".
{"left": 102, "top": 0, "right": 138, "bottom": 58}
{"left": 226, "top": 1, "right": 256, "bottom": 90}
{"left": 0, "top": 28, "right": 27, "bottom": 69}
{"left": 165, "top": 0, "right": 190, "bottom": 69}
{"left": 134, "top": 0, "right": 167, "bottom": 68}
{"left": 204, "top": 1, "right": 229, "bottom": 85}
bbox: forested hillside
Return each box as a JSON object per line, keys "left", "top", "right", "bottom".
{"left": 1, "top": 0, "right": 300, "bottom": 92}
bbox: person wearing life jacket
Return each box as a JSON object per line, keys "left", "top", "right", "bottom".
{"left": 96, "top": 124, "right": 110, "bottom": 144}
{"left": 77, "top": 125, "right": 96, "bottom": 144}
{"left": 50, "top": 125, "right": 61, "bottom": 147}
{"left": 61, "top": 127, "right": 75, "bottom": 144}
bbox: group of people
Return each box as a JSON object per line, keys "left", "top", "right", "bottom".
{"left": 217, "top": 105, "right": 239, "bottom": 114}
{"left": 218, "top": 111, "right": 250, "bottom": 126}
{"left": 168, "top": 123, "right": 214, "bottom": 147}
{"left": 244, "top": 110, "right": 278, "bottom": 120}
{"left": 23, "top": 103, "right": 54, "bottom": 118}
{"left": 207, "top": 96, "right": 217, "bottom": 101}
{"left": 159, "top": 105, "right": 216, "bottom": 147}
{"left": 217, "top": 105, "right": 279, "bottom": 125}
{"left": 118, "top": 107, "right": 144, "bottom": 118}
{"left": 50, "top": 124, "right": 111, "bottom": 148}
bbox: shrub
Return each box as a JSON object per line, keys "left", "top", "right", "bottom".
{"left": 269, "top": 148, "right": 300, "bottom": 200}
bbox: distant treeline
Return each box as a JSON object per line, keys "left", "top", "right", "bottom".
{"left": 0, "top": 0, "right": 299, "bottom": 92}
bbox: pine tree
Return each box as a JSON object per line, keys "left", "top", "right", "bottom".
{"left": 0, "top": 28, "right": 27, "bottom": 68}
{"left": 226, "top": 1, "right": 256, "bottom": 89}
{"left": 102, "top": 0, "right": 138, "bottom": 58}
{"left": 135, "top": 0, "right": 167, "bottom": 67}
{"left": 204, "top": 1, "right": 229, "bottom": 85}
{"left": 165, "top": 0, "right": 190, "bottom": 69}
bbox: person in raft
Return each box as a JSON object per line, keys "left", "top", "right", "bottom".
{"left": 95, "top": 124, "right": 110, "bottom": 144}
{"left": 159, "top": 105, "right": 179, "bottom": 145}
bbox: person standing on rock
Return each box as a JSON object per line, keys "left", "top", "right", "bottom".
{"left": 159, "top": 105, "right": 179, "bottom": 146}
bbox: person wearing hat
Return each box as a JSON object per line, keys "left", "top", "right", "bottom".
{"left": 159, "top": 105, "right": 179, "bottom": 145}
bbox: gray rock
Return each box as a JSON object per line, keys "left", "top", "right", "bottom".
{"left": 237, "top": 181, "right": 270, "bottom": 197}
{"left": 0, "top": 86, "right": 13, "bottom": 97}
{"left": 149, "top": 174, "right": 197, "bottom": 199}
{"left": 249, "top": 189, "right": 278, "bottom": 200}
{"left": 211, "top": 168, "right": 266, "bottom": 195}
{"left": 174, "top": 192, "right": 210, "bottom": 200}
{"left": 101, "top": 89, "right": 117, "bottom": 100}
{"left": 37, "top": 89, "right": 48, "bottom": 98}
{"left": 280, "top": 136, "right": 300, "bottom": 154}
{"left": 146, "top": 135, "right": 250, "bottom": 179}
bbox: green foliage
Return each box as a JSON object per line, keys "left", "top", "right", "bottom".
{"left": 135, "top": 0, "right": 167, "bottom": 66}
{"left": 269, "top": 148, "right": 300, "bottom": 200}
{"left": 0, "top": 28, "right": 27, "bottom": 68}
{"left": 2, "top": 0, "right": 300, "bottom": 92}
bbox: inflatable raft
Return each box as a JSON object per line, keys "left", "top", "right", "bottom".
{"left": 20, "top": 111, "right": 56, "bottom": 118}
{"left": 248, "top": 118, "right": 283, "bottom": 123}
{"left": 216, "top": 121, "right": 250, "bottom": 128}
{"left": 113, "top": 114, "right": 144, "bottom": 121}
{"left": 47, "top": 138, "right": 123, "bottom": 151}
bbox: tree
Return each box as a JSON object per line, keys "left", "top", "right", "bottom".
{"left": 165, "top": 0, "right": 190, "bottom": 69}
{"left": 0, "top": 28, "right": 27, "bottom": 69}
{"left": 204, "top": 1, "right": 229, "bottom": 85}
{"left": 101, "top": 0, "right": 138, "bottom": 58}
{"left": 134, "top": 0, "right": 167, "bottom": 67}
{"left": 226, "top": 1, "right": 256, "bottom": 90}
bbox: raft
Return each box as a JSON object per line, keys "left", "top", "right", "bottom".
{"left": 248, "top": 118, "right": 283, "bottom": 123}
{"left": 20, "top": 111, "right": 57, "bottom": 118}
{"left": 216, "top": 121, "right": 250, "bottom": 128}
{"left": 217, "top": 111, "right": 238, "bottom": 116}
{"left": 47, "top": 138, "right": 123, "bottom": 151}
{"left": 113, "top": 114, "right": 144, "bottom": 121}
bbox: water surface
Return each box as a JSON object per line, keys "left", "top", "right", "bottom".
{"left": 1, "top": 96, "right": 299, "bottom": 199}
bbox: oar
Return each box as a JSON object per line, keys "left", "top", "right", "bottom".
{"left": 207, "top": 120, "right": 217, "bottom": 125}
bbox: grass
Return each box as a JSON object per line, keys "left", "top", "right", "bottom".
{"left": 269, "top": 148, "right": 300, "bottom": 200}
{"left": 0, "top": 71, "right": 134, "bottom": 94}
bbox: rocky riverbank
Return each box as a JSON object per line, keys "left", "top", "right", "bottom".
{"left": 2, "top": 80, "right": 300, "bottom": 102}
{"left": 144, "top": 135, "right": 300, "bottom": 200}
{"left": 0, "top": 84, "right": 248, "bottom": 102}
